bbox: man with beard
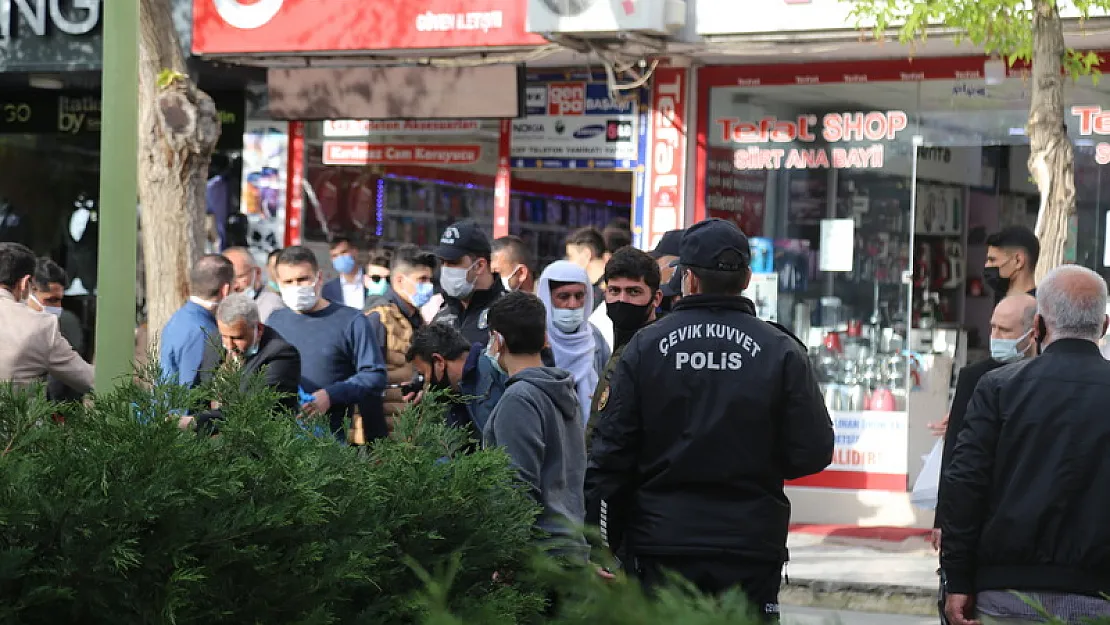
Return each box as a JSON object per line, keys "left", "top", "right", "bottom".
{"left": 586, "top": 247, "right": 662, "bottom": 449}
{"left": 406, "top": 322, "right": 507, "bottom": 435}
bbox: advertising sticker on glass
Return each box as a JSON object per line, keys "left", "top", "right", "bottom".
{"left": 511, "top": 81, "right": 639, "bottom": 170}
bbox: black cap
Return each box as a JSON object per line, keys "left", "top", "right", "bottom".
{"left": 435, "top": 219, "right": 491, "bottom": 262}
{"left": 649, "top": 229, "right": 685, "bottom": 259}
{"left": 677, "top": 218, "right": 751, "bottom": 271}
{"left": 661, "top": 268, "right": 683, "bottom": 297}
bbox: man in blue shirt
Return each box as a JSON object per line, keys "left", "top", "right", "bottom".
{"left": 160, "top": 254, "right": 234, "bottom": 387}
{"left": 267, "top": 245, "right": 387, "bottom": 443}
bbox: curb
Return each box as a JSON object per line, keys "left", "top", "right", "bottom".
{"left": 781, "top": 577, "right": 938, "bottom": 617}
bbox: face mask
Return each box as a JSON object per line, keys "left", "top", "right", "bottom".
{"left": 280, "top": 284, "right": 318, "bottom": 312}
{"left": 268, "top": 280, "right": 280, "bottom": 292}
{"left": 243, "top": 286, "right": 257, "bottom": 300}
{"left": 440, "top": 263, "right": 477, "bottom": 299}
{"left": 983, "top": 258, "right": 1014, "bottom": 295}
{"left": 365, "top": 278, "right": 389, "bottom": 297}
{"left": 332, "top": 254, "right": 356, "bottom": 275}
{"left": 244, "top": 339, "right": 261, "bottom": 358}
{"left": 29, "top": 293, "right": 62, "bottom": 317}
{"left": 410, "top": 281, "right": 435, "bottom": 308}
{"left": 501, "top": 266, "right": 521, "bottom": 292}
{"left": 552, "top": 307, "right": 585, "bottom": 334}
{"left": 990, "top": 329, "right": 1031, "bottom": 363}
{"left": 606, "top": 300, "right": 652, "bottom": 331}
{"left": 485, "top": 333, "right": 507, "bottom": 376}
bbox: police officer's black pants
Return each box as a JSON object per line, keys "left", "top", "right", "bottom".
{"left": 635, "top": 555, "right": 782, "bottom": 623}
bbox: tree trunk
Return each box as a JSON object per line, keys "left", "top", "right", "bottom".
{"left": 1028, "top": 0, "right": 1075, "bottom": 284}
{"left": 137, "top": 0, "right": 221, "bottom": 342}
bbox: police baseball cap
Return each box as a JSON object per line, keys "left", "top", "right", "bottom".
{"left": 649, "top": 229, "right": 685, "bottom": 259}
{"left": 435, "top": 219, "right": 491, "bottom": 262}
{"left": 661, "top": 267, "right": 683, "bottom": 297}
{"left": 676, "top": 218, "right": 751, "bottom": 271}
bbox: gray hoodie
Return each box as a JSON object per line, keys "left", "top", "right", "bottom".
{"left": 483, "top": 366, "right": 588, "bottom": 560}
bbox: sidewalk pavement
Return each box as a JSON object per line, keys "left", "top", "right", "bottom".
{"left": 781, "top": 524, "right": 941, "bottom": 617}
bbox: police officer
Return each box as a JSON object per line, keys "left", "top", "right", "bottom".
{"left": 585, "top": 218, "right": 834, "bottom": 623}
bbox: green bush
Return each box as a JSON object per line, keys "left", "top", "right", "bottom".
{"left": 0, "top": 368, "right": 544, "bottom": 625}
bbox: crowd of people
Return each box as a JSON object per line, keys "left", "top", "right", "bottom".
{"left": 8, "top": 217, "right": 1110, "bottom": 623}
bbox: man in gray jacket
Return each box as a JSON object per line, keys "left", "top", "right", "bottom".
{"left": 483, "top": 290, "right": 588, "bottom": 561}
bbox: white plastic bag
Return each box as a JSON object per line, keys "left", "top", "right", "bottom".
{"left": 911, "top": 439, "right": 944, "bottom": 510}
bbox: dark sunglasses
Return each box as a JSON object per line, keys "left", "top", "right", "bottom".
{"left": 367, "top": 275, "right": 389, "bottom": 283}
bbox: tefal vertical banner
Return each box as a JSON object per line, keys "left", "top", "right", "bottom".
{"left": 645, "top": 67, "right": 687, "bottom": 250}
{"left": 493, "top": 119, "right": 512, "bottom": 238}
{"left": 285, "top": 121, "right": 305, "bottom": 246}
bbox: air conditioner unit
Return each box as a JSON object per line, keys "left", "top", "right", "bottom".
{"left": 528, "top": 0, "right": 686, "bottom": 36}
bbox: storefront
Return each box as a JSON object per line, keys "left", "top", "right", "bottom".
{"left": 291, "top": 70, "right": 642, "bottom": 266}
{"left": 192, "top": 0, "right": 652, "bottom": 266}
{"left": 695, "top": 55, "right": 1110, "bottom": 525}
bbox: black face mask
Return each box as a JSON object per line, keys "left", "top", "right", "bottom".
{"left": 607, "top": 301, "right": 652, "bottom": 347}
{"left": 983, "top": 266, "right": 1009, "bottom": 296}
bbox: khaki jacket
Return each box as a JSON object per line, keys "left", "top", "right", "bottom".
{"left": 0, "top": 289, "right": 93, "bottom": 393}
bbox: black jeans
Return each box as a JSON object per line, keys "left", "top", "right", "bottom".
{"left": 635, "top": 555, "right": 783, "bottom": 623}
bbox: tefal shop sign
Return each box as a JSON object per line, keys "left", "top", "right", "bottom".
{"left": 193, "top": 0, "right": 546, "bottom": 54}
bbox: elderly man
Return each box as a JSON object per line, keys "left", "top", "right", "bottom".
{"left": 223, "top": 246, "right": 284, "bottom": 322}
{"left": 190, "top": 294, "right": 301, "bottom": 433}
{"left": 941, "top": 266, "right": 1110, "bottom": 625}
{"left": 934, "top": 294, "right": 1037, "bottom": 541}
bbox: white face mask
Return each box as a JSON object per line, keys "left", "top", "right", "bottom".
{"left": 440, "top": 263, "right": 477, "bottom": 299}
{"left": 990, "top": 329, "right": 1032, "bottom": 363}
{"left": 29, "top": 293, "right": 62, "bottom": 317}
{"left": 280, "top": 283, "right": 318, "bottom": 312}
{"left": 243, "top": 286, "right": 257, "bottom": 300}
{"left": 501, "top": 266, "right": 522, "bottom": 292}
{"left": 552, "top": 307, "right": 585, "bottom": 334}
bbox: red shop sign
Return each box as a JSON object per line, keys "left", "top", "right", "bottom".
{"left": 322, "top": 142, "right": 483, "bottom": 166}
{"left": 645, "top": 66, "right": 688, "bottom": 250}
{"left": 193, "top": 0, "right": 546, "bottom": 55}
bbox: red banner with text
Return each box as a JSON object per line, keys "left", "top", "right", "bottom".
{"left": 645, "top": 66, "right": 688, "bottom": 250}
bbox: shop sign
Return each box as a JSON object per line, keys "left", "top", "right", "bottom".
{"left": 644, "top": 67, "right": 687, "bottom": 249}
{"left": 510, "top": 80, "right": 639, "bottom": 170}
{"left": 1072, "top": 105, "right": 1110, "bottom": 164}
{"left": 193, "top": 0, "right": 544, "bottom": 55}
{"left": 0, "top": 0, "right": 100, "bottom": 40}
{"left": 322, "top": 141, "right": 482, "bottom": 166}
{"left": 787, "top": 410, "right": 909, "bottom": 492}
{"left": 718, "top": 111, "right": 908, "bottom": 171}
{"left": 0, "top": 89, "right": 245, "bottom": 149}
{"left": 322, "top": 119, "right": 482, "bottom": 138}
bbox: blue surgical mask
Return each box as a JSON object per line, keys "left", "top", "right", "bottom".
{"left": 332, "top": 254, "right": 356, "bottom": 275}
{"left": 411, "top": 282, "right": 435, "bottom": 308}
{"left": 366, "top": 279, "right": 389, "bottom": 297}
{"left": 552, "top": 307, "right": 585, "bottom": 334}
{"left": 990, "top": 329, "right": 1032, "bottom": 363}
{"left": 485, "top": 333, "right": 507, "bottom": 376}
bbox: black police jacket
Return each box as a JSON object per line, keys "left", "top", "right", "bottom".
{"left": 940, "top": 339, "right": 1110, "bottom": 597}
{"left": 585, "top": 294, "right": 834, "bottom": 563}
{"left": 432, "top": 276, "right": 507, "bottom": 346}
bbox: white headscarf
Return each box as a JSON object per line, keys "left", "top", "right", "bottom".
{"left": 538, "top": 261, "right": 598, "bottom": 426}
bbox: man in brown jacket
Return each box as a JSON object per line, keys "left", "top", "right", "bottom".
{"left": 366, "top": 245, "right": 437, "bottom": 422}
{"left": 0, "top": 243, "right": 93, "bottom": 393}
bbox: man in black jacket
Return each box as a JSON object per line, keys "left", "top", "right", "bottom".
{"left": 433, "top": 219, "right": 506, "bottom": 346}
{"left": 941, "top": 265, "right": 1110, "bottom": 625}
{"left": 586, "top": 219, "right": 834, "bottom": 622}
{"left": 191, "top": 293, "right": 301, "bottom": 433}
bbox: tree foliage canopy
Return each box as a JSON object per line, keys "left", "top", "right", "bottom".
{"left": 849, "top": 0, "right": 1107, "bottom": 77}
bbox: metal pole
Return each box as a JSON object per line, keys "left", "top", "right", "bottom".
{"left": 94, "top": 0, "right": 140, "bottom": 390}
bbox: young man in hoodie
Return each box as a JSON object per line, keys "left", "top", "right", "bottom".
{"left": 483, "top": 291, "right": 589, "bottom": 561}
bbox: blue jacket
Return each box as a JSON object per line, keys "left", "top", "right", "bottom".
{"left": 453, "top": 343, "right": 506, "bottom": 434}
{"left": 160, "top": 300, "right": 218, "bottom": 387}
